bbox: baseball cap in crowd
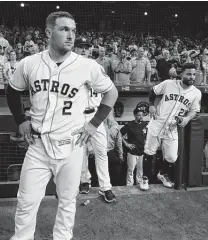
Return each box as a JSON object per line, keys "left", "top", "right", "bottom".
{"left": 74, "top": 37, "right": 92, "bottom": 48}
{"left": 37, "top": 40, "right": 45, "bottom": 46}
{"left": 130, "top": 48, "right": 137, "bottom": 54}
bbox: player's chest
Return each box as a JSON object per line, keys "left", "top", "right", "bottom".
{"left": 162, "top": 89, "right": 195, "bottom": 109}
{"left": 28, "top": 64, "right": 90, "bottom": 98}
{"left": 128, "top": 124, "right": 146, "bottom": 136}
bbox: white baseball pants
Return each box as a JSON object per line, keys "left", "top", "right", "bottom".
{"left": 80, "top": 122, "right": 112, "bottom": 191}
{"left": 80, "top": 144, "right": 91, "bottom": 184}
{"left": 144, "top": 130, "right": 178, "bottom": 163}
{"left": 10, "top": 137, "right": 83, "bottom": 240}
{"left": 126, "top": 153, "right": 143, "bottom": 186}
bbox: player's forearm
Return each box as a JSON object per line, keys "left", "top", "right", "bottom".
{"left": 116, "top": 132, "right": 123, "bottom": 154}
{"left": 186, "top": 111, "right": 197, "bottom": 121}
{"left": 6, "top": 84, "right": 27, "bottom": 125}
{"left": 90, "top": 85, "right": 118, "bottom": 128}
{"left": 149, "top": 88, "right": 157, "bottom": 106}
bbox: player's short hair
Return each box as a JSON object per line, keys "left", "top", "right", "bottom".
{"left": 46, "top": 11, "right": 75, "bottom": 28}
{"left": 133, "top": 108, "right": 144, "bottom": 115}
{"left": 181, "top": 63, "right": 196, "bottom": 72}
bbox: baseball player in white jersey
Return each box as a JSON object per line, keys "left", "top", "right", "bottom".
{"left": 139, "top": 63, "right": 202, "bottom": 191}
{"left": 6, "top": 12, "right": 118, "bottom": 240}
{"left": 74, "top": 37, "right": 115, "bottom": 203}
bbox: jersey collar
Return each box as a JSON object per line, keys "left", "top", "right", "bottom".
{"left": 42, "top": 50, "right": 79, "bottom": 70}
{"left": 177, "top": 80, "right": 194, "bottom": 93}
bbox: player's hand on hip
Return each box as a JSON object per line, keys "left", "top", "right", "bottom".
{"left": 149, "top": 106, "right": 157, "bottom": 119}
{"left": 178, "top": 117, "right": 189, "bottom": 128}
{"left": 19, "top": 121, "right": 35, "bottom": 145}
{"left": 72, "top": 122, "right": 97, "bottom": 147}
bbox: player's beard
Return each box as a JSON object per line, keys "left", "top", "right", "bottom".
{"left": 182, "top": 78, "right": 194, "bottom": 86}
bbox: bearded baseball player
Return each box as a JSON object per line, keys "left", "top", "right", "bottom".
{"left": 74, "top": 37, "right": 116, "bottom": 203}
{"left": 140, "top": 63, "right": 202, "bottom": 191}
{"left": 6, "top": 11, "right": 118, "bottom": 240}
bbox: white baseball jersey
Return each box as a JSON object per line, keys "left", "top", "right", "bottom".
{"left": 9, "top": 50, "right": 114, "bottom": 159}
{"left": 88, "top": 87, "right": 102, "bottom": 109}
{"left": 148, "top": 80, "right": 201, "bottom": 139}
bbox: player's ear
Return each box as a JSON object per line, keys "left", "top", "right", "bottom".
{"left": 45, "top": 28, "right": 52, "bottom": 40}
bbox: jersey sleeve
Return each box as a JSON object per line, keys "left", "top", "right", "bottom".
{"left": 153, "top": 80, "right": 169, "bottom": 95}
{"left": 9, "top": 58, "right": 29, "bottom": 91}
{"left": 87, "top": 61, "right": 114, "bottom": 94}
{"left": 189, "top": 90, "right": 202, "bottom": 112}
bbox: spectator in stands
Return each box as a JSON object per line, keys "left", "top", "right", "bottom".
{"left": 150, "top": 43, "right": 156, "bottom": 55}
{"left": 0, "top": 34, "right": 8, "bottom": 83}
{"left": 130, "top": 47, "right": 151, "bottom": 85}
{"left": 3, "top": 50, "right": 19, "bottom": 83}
{"left": 15, "top": 42, "right": 24, "bottom": 61}
{"left": 38, "top": 41, "right": 46, "bottom": 52}
{"left": 74, "top": 37, "right": 92, "bottom": 58}
{"left": 150, "top": 58, "right": 159, "bottom": 83}
{"left": 104, "top": 110, "right": 124, "bottom": 186}
{"left": 23, "top": 34, "right": 35, "bottom": 56}
{"left": 130, "top": 48, "right": 138, "bottom": 62}
{"left": 180, "top": 51, "right": 191, "bottom": 65}
{"left": 5, "top": 31, "right": 14, "bottom": 46}
{"left": 202, "top": 47, "right": 208, "bottom": 85}
{"left": 114, "top": 49, "right": 132, "bottom": 85}
{"left": 33, "top": 30, "right": 41, "bottom": 43}
{"left": 4, "top": 45, "right": 13, "bottom": 60}
{"left": 30, "top": 44, "right": 39, "bottom": 55}
{"left": 96, "top": 47, "right": 113, "bottom": 79}
{"left": 154, "top": 45, "right": 162, "bottom": 60}
{"left": 156, "top": 49, "right": 172, "bottom": 81}
{"left": 0, "top": 32, "right": 9, "bottom": 53}
{"left": 169, "top": 67, "right": 178, "bottom": 80}
{"left": 143, "top": 44, "right": 149, "bottom": 58}
{"left": 194, "top": 58, "right": 203, "bottom": 85}
{"left": 120, "top": 108, "right": 148, "bottom": 186}
{"left": 107, "top": 46, "right": 119, "bottom": 62}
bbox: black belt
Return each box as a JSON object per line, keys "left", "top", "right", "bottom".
{"left": 31, "top": 128, "right": 41, "bottom": 138}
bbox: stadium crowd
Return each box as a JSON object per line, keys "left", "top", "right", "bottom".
{"left": 0, "top": 24, "right": 208, "bottom": 85}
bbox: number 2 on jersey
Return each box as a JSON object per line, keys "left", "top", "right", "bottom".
{"left": 178, "top": 108, "right": 185, "bottom": 117}
{"left": 63, "top": 101, "right": 72, "bottom": 115}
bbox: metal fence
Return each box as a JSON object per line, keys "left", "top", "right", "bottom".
{"left": 0, "top": 134, "right": 27, "bottom": 182}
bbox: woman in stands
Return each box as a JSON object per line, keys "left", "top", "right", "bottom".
{"left": 3, "top": 50, "right": 19, "bottom": 83}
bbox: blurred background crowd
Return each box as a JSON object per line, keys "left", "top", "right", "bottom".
{"left": 1, "top": 25, "right": 208, "bottom": 86}
{"left": 1, "top": 2, "right": 208, "bottom": 86}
